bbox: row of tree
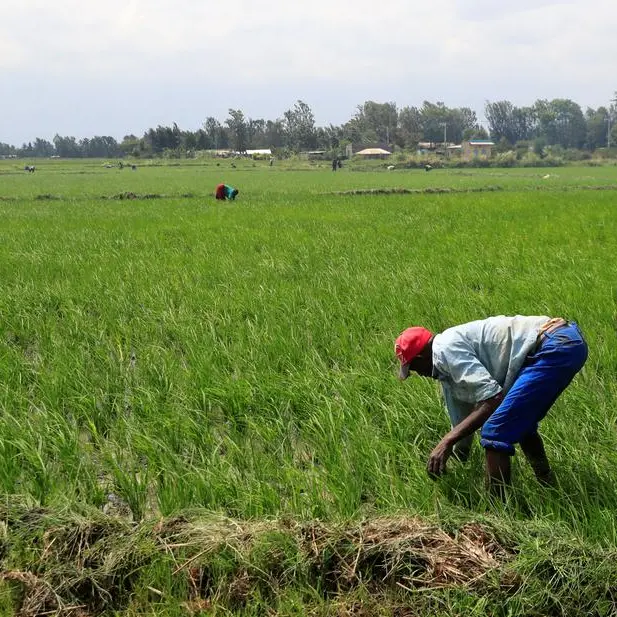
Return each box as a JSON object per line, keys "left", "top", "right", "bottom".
{"left": 485, "top": 99, "right": 616, "bottom": 150}
{"left": 2, "top": 96, "right": 616, "bottom": 158}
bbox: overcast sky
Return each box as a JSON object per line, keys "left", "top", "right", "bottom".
{"left": 2, "top": 0, "right": 616, "bottom": 144}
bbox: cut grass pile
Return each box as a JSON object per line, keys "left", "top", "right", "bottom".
{"left": 2, "top": 502, "right": 616, "bottom": 616}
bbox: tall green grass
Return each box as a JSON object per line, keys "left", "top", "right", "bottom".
{"left": 1, "top": 161, "right": 616, "bottom": 614}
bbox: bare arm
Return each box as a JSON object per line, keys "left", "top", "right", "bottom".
{"left": 427, "top": 392, "right": 504, "bottom": 477}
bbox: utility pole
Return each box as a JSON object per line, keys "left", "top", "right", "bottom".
{"left": 441, "top": 122, "right": 447, "bottom": 156}
{"left": 609, "top": 95, "right": 617, "bottom": 150}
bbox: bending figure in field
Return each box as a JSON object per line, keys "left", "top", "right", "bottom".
{"left": 215, "top": 183, "right": 239, "bottom": 201}
{"left": 395, "top": 316, "right": 587, "bottom": 497}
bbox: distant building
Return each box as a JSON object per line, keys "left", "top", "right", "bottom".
{"left": 355, "top": 147, "right": 392, "bottom": 159}
{"left": 462, "top": 140, "right": 495, "bottom": 161}
{"left": 417, "top": 142, "right": 459, "bottom": 156}
{"left": 299, "top": 150, "right": 328, "bottom": 160}
{"left": 417, "top": 142, "right": 437, "bottom": 155}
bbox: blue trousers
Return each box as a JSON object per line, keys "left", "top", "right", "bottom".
{"left": 480, "top": 323, "right": 588, "bottom": 455}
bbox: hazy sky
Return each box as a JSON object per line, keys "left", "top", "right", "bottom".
{"left": 2, "top": 0, "right": 615, "bottom": 144}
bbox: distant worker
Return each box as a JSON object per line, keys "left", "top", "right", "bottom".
{"left": 332, "top": 158, "right": 338, "bottom": 172}
{"left": 395, "top": 316, "right": 587, "bottom": 496}
{"left": 215, "top": 183, "right": 239, "bottom": 200}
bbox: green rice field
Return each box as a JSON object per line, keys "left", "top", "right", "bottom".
{"left": 1, "top": 158, "right": 617, "bottom": 616}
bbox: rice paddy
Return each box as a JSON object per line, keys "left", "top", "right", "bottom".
{"left": 1, "top": 158, "right": 617, "bottom": 615}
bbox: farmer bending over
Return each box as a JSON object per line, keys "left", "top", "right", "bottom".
{"left": 215, "top": 183, "right": 239, "bottom": 200}
{"left": 395, "top": 316, "right": 587, "bottom": 496}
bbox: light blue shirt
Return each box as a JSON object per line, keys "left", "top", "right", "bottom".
{"left": 432, "top": 315, "right": 549, "bottom": 427}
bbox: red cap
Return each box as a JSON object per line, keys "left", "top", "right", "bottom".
{"left": 395, "top": 327, "right": 433, "bottom": 379}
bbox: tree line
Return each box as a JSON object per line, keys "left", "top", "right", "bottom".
{"left": 2, "top": 96, "right": 616, "bottom": 159}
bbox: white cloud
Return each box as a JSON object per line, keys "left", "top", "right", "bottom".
{"left": 0, "top": 36, "right": 25, "bottom": 70}
{"left": 1, "top": 0, "right": 455, "bottom": 79}
{"left": 454, "top": 0, "right": 578, "bottom": 21}
{"left": 1, "top": 0, "right": 616, "bottom": 142}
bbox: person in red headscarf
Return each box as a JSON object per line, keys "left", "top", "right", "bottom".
{"left": 215, "top": 183, "right": 239, "bottom": 200}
